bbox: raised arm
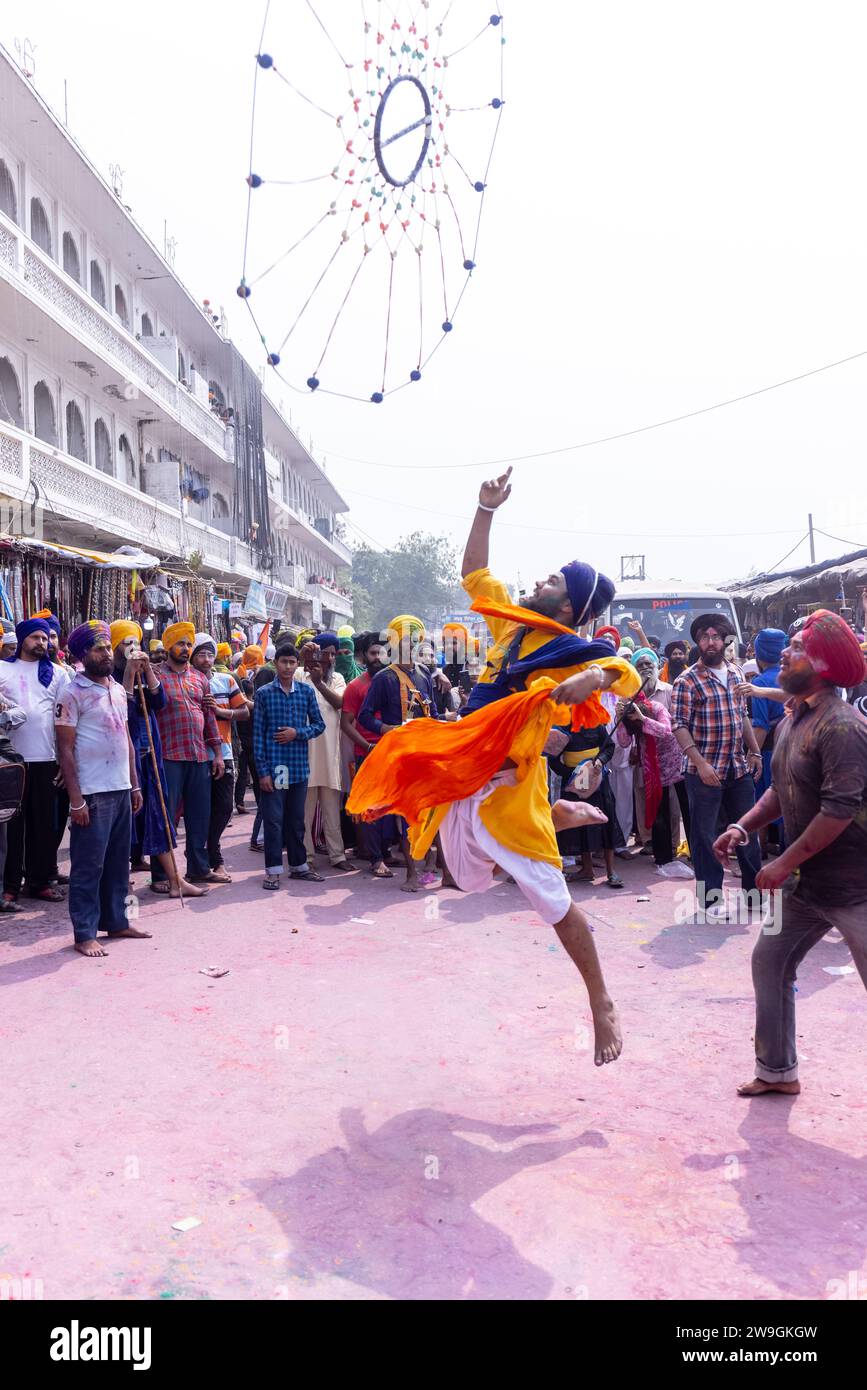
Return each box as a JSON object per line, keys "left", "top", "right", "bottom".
{"left": 462, "top": 467, "right": 512, "bottom": 577}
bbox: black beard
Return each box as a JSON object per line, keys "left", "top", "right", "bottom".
{"left": 366, "top": 659, "right": 386, "bottom": 675}
{"left": 668, "top": 658, "right": 687, "bottom": 678}
{"left": 700, "top": 649, "right": 725, "bottom": 667}
{"left": 523, "top": 592, "right": 571, "bottom": 622}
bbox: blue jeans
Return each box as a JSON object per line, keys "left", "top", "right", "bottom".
{"left": 686, "top": 770, "right": 762, "bottom": 908}
{"left": 151, "top": 760, "right": 212, "bottom": 882}
{"left": 261, "top": 781, "right": 308, "bottom": 875}
{"left": 69, "top": 790, "right": 132, "bottom": 942}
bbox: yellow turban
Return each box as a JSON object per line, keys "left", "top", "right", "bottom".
{"left": 295, "top": 628, "right": 316, "bottom": 650}
{"left": 149, "top": 638, "right": 164, "bottom": 653}
{"left": 217, "top": 642, "right": 232, "bottom": 663}
{"left": 162, "top": 621, "right": 195, "bottom": 651}
{"left": 337, "top": 624, "right": 355, "bottom": 639}
{"left": 110, "top": 619, "right": 142, "bottom": 651}
{"left": 389, "top": 613, "right": 425, "bottom": 643}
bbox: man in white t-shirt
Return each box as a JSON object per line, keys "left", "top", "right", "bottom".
{"left": 55, "top": 622, "right": 149, "bottom": 959}
{"left": 0, "top": 617, "right": 71, "bottom": 903}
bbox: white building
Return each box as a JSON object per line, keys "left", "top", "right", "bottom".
{"left": 0, "top": 44, "right": 352, "bottom": 631}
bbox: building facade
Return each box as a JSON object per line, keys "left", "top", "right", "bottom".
{"left": 0, "top": 45, "right": 351, "bottom": 633}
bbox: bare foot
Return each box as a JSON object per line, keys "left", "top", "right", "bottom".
{"left": 75, "top": 940, "right": 108, "bottom": 957}
{"left": 206, "top": 867, "right": 232, "bottom": 883}
{"left": 107, "top": 927, "right": 153, "bottom": 940}
{"left": 737, "top": 1078, "right": 800, "bottom": 1097}
{"left": 591, "top": 998, "right": 622, "bottom": 1066}
{"left": 401, "top": 878, "right": 420, "bottom": 893}
{"left": 436, "top": 872, "right": 459, "bottom": 890}
{"left": 552, "top": 800, "right": 608, "bottom": 832}
{"left": 171, "top": 879, "right": 209, "bottom": 898}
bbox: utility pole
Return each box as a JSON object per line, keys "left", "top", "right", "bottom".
{"left": 807, "top": 513, "right": 815, "bottom": 564}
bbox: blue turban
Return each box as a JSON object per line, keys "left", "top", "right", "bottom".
{"left": 315, "top": 630, "right": 340, "bottom": 651}
{"left": 630, "top": 646, "right": 660, "bottom": 667}
{"left": 754, "top": 628, "right": 786, "bottom": 665}
{"left": 14, "top": 618, "right": 54, "bottom": 687}
{"left": 560, "top": 562, "right": 616, "bottom": 626}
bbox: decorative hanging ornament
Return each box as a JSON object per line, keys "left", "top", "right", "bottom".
{"left": 240, "top": 2, "right": 505, "bottom": 402}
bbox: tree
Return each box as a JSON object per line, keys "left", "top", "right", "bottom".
{"left": 349, "top": 532, "right": 465, "bottom": 631}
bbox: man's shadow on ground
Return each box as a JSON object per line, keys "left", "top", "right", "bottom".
{"left": 252, "top": 1107, "right": 607, "bottom": 1299}
{"left": 685, "top": 1098, "right": 867, "bottom": 1297}
{"left": 641, "top": 917, "right": 853, "bottom": 997}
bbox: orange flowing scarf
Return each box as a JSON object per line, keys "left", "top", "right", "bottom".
{"left": 346, "top": 681, "right": 565, "bottom": 832}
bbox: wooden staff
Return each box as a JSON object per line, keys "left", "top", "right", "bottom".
{"left": 134, "top": 670, "right": 184, "bottom": 909}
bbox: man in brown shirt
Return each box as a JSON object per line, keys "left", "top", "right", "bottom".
{"left": 713, "top": 610, "right": 867, "bottom": 1098}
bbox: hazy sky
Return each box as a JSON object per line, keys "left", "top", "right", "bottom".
{"left": 5, "top": 1, "right": 866, "bottom": 593}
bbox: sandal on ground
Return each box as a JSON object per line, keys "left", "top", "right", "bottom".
{"left": 607, "top": 873, "right": 624, "bottom": 889}
{"left": 0, "top": 898, "right": 22, "bottom": 913}
{"left": 262, "top": 876, "right": 281, "bottom": 891}
{"left": 330, "top": 860, "right": 355, "bottom": 872}
{"left": 370, "top": 865, "right": 395, "bottom": 879}
{"left": 248, "top": 842, "right": 264, "bottom": 852}
{"left": 564, "top": 870, "right": 594, "bottom": 883}
{"left": 290, "top": 869, "right": 324, "bottom": 882}
{"left": 148, "top": 881, "right": 171, "bottom": 895}
{"left": 26, "top": 886, "right": 65, "bottom": 902}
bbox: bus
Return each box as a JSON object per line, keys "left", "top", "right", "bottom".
{"left": 599, "top": 580, "right": 742, "bottom": 648}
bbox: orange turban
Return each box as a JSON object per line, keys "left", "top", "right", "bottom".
{"left": 162, "top": 621, "right": 195, "bottom": 651}
{"left": 110, "top": 619, "right": 142, "bottom": 650}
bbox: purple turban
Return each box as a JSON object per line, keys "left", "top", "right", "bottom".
{"left": 560, "top": 562, "right": 616, "bottom": 626}
{"left": 67, "top": 621, "right": 111, "bottom": 662}
{"left": 14, "top": 618, "right": 54, "bottom": 686}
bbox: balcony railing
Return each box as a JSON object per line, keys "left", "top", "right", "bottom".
{"left": 307, "top": 581, "right": 353, "bottom": 618}
{"left": 0, "top": 418, "right": 250, "bottom": 579}
{"left": 0, "top": 210, "right": 233, "bottom": 464}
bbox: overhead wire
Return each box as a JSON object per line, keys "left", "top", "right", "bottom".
{"left": 321, "top": 347, "right": 867, "bottom": 471}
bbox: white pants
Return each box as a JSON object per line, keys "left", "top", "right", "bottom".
{"left": 439, "top": 772, "right": 572, "bottom": 926}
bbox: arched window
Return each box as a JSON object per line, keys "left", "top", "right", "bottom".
{"left": 90, "top": 260, "right": 106, "bottom": 307}
{"left": 118, "top": 432, "right": 137, "bottom": 487}
{"left": 0, "top": 159, "right": 17, "bottom": 223}
{"left": 30, "top": 197, "right": 52, "bottom": 255}
{"left": 62, "top": 231, "right": 81, "bottom": 282}
{"left": 0, "top": 357, "right": 23, "bottom": 428}
{"left": 65, "top": 400, "right": 86, "bottom": 461}
{"left": 141, "top": 313, "right": 154, "bottom": 338}
{"left": 94, "top": 418, "right": 112, "bottom": 474}
{"left": 212, "top": 491, "right": 229, "bottom": 520}
{"left": 114, "top": 285, "right": 129, "bottom": 328}
{"left": 34, "top": 381, "right": 57, "bottom": 444}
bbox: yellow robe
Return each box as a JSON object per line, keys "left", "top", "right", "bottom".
{"left": 412, "top": 569, "right": 640, "bottom": 864}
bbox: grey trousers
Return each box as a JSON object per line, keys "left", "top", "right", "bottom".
{"left": 751, "top": 889, "right": 867, "bottom": 1082}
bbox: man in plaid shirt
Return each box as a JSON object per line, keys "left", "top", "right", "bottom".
{"left": 152, "top": 622, "right": 224, "bottom": 888}
{"left": 670, "top": 612, "right": 763, "bottom": 921}
{"left": 254, "top": 642, "right": 325, "bottom": 890}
